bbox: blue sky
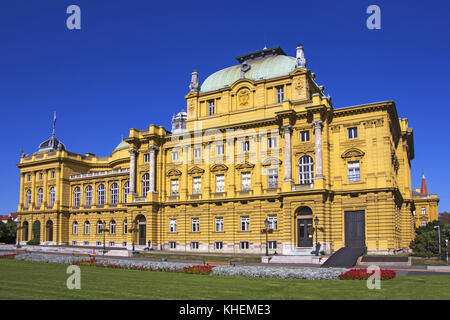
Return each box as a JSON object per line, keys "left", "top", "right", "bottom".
{"left": 0, "top": 0, "right": 449, "bottom": 213}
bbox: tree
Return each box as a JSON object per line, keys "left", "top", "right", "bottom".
{"left": 0, "top": 220, "right": 17, "bottom": 244}
{"left": 410, "top": 220, "right": 450, "bottom": 258}
{"left": 439, "top": 212, "right": 450, "bottom": 225}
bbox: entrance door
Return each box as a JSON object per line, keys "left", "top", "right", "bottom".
{"left": 46, "top": 221, "right": 53, "bottom": 242}
{"left": 138, "top": 216, "right": 146, "bottom": 245}
{"left": 297, "top": 218, "right": 313, "bottom": 247}
{"left": 345, "top": 211, "right": 365, "bottom": 248}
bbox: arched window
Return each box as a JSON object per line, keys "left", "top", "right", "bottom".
{"left": 124, "top": 182, "right": 129, "bottom": 203}
{"left": 85, "top": 186, "right": 93, "bottom": 206}
{"left": 37, "top": 189, "right": 43, "bottom": 207}
{"left": 25, "top": 190, "right": 31, "bottom": 208}
{"left": 22, "top": 221, "right": 29, "bottom": 241}
{"left": 299, "top": 156, "right": 314, "bottom": 184}
{"left": 123, "top": 219, "right": 127, "bottom": 234}
{"left": 84, "top": 221, "right": 90, "bottom": 235}
{"left": 49, "top": 187, "right": 56, "bottom": 207}
{"left": 97, "top": 220, "right": 104, "bottom": 234}
{"left": 73, "top": 187, "right": 81, "bottom": 207}
{"left": 142, "top": 173, "right": 150, "bottom": 197}
{"left": 73, "top": 221, "right": 78, "bottom": 235}
{"left": 110, "top": 183, "right": 119, "bottom": 204}
{"left": 98, "top": 184, "right": 105, "bottom": 205}
{"left": 110, "top": 220, "right": 116, "bottom": 234}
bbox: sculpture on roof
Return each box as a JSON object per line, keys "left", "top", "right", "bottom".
{"left": 295, "top": 44, "right": 307, "bottom": 69}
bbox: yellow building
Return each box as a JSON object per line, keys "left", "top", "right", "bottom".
{"left": 16, "top": 45, "right": 417, "bottom": 254}
{"left": 412, "top": 174, "right": 439, "bottom": 228}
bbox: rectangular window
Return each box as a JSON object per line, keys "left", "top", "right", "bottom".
{"left": 214, "top": 241, "right": 223, "bottom": 250}
{"left": 123, "top": 220, "right": 127, "bottom": 234}
{"left": 216, "top": 144, "right": 224, "bottom": 155}
{"left": 169, "top": 219, "right": 177, "bottom": 233}
{"left": 122, "top": 241, "right": 127, "bottom": 247}
{"left": 169, "top": 241, "right": 177, "bottom": 249}
{"left": 421, "top": 207, "right": 426, "bottom": 215}
{"left": 194, "top": 148, "right": 201, "bottom": 159}
{"left": 171, "top": 151, "right": 179, "bottom": 161}
{"left": 143, "top": 154, "right": 150, "bottom": 163}
{"left": 268, "top": 241, "right": 277, "bottom": 249}
{"left": 242, "top": 141, "right": 250, "bottom": 152}
{"left": 190, "top": 242, "right": 199, "bottom": 249}
{"left": 268, "top": 169, "right": 278, "bottom": 189}
{"left": 215, "top": 217, "right": 223, "bottom": 232}
{"left": 171, "top": 179, "right": 179, "bottom": 196}
{"left": 193, "top": 177, "right": 201, "bottom": 194}
{"left": 39, "top": 173, "right": 43, "bottom": 180}
{"left": 108, "top": 241, "right": 115, "bottom": 247}
{"left": 348, "top": 127, "right": 358, "bottom": 139}
{"left": 241, "top": 172, "right": 251, "bottom": 191}
{"left": 83, "top": 241, "right": 89, "bottom": 245}
{"left": 276, "top": 86, "right": 284, "bottom": 103}
{"left": 191, "top": 218, "right": 199, "bottom": 232}
{"left": 96, "top": 241, "right": 102, "bottom": 246}
{"left": 268, "top": 137, "right": 277, "bottom": 149}
{"left": 51, "top": 171, "right": 55, "bottom": 179}
{"left": 240, "top": 216, "right": 250, "bottom": 231}
{"left": 348, "top": 161, "right": 360, "bottom": 182}
{"left": 72, "top": 241, "right": 77, "bottom": 246}
{"left": 300, "top": 130, "right": 310, "bottom": 142}
{"left": 240, "top": 241, "right": 249, "bottom": 250}
{"left": 27, "top": 174, "right": 31, "bottom": 182}
{"left": 208, "top": 100, "right": 215, "bottom": 115}
{"left": 267, "top": 215, "right": 277, "bottom": 230}
{"left": 216, "top": 174, "right": 225, "bottom": 193}
{"left": 73, "top": 223, "right": 78, "bottom": 235}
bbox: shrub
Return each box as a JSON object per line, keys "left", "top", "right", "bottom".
{"left": 183, "top": 265, "right": 215, "bottom": 275}
{"left": 26, "top": 238, "right": 40, "bottom": 245}
{"left": 0, "top": 254, "right": 16, "bottom": 259}
{"left": 339, "top": 268, "right": 396, "bottom": 280}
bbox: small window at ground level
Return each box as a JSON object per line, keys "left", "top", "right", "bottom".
{"left": 215, "top": 241, "right": 223, "bottom": 250}
{"left": 240, "top": 241, "right": 249, "bottom": 249}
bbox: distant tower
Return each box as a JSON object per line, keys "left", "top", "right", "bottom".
{"left": 420, "top": 173, "right": 428, "bottom": 195}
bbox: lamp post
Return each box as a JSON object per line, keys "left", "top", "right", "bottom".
{"left": 100, "top": 221, "right": 109, "bottom": 255}
{"left": 264, "top": 219, "right": 269, "bottom": 257}
{"left": 314, "top": 216, "right": 319, "bottom": 256}
{"left": 15, "top": 221, "right": 22, "bottom": 249}
{"left": 129, "top": 221, "right": 139, "bottom": 253}
{"left": 434, "top": 225, "right": 441, "bottom": 256}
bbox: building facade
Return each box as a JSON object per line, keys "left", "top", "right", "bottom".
{"left": 412, "top": 174, "right": 439, "bottom": 228}
{"left": 16, "top": 45, "right": 417, "bottom": 254}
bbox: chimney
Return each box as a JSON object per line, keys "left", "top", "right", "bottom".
{"left": 420, "top": 173, "right": 428, "bottom": 195}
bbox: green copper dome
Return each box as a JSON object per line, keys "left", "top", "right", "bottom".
{"left": 113, "top": 140, "right": 129, "bottom": 152}
{"left": 200, "top": 55, "right": 296, "bottom": 93}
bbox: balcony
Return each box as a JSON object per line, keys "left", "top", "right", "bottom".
{"left": 292, "top": 183, "right": 313, "bottom": 192}
{"left": 70, "top": 168, "right": 129, "bottom": 180}
{"left": 189, "top": 194, "right": 202, "bottom": 200}
{"left": 167, "top": 195, "right": 179, "bottom": 201}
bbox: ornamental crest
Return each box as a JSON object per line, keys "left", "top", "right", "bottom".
{"left": 238, "top": 89, "right": 250, "bottom": 107}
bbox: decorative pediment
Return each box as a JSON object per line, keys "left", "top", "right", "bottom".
{"left": 167, "top": 169, "right": 182, "bottom": 177}
{"left": 341, "top": 148, "right": 365, "bottom": 159}
{"left": 261, "top": 157, "right": 282, "bottom": 167}
{"left": 187, "top": 166, "right": 205, "bottom": 175}
{"left": 210, "top": 164, "right": 228, "bottom": 173}
{"left": 235, "top": 162, "right": 255, "bottom": 170}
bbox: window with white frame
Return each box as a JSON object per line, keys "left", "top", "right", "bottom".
{"left": 169, "top": 241, "right": 176, "bottom": 249}
{"left": 208, "top": 100, "right": 215, "bottom": 115}
{"left": 97, "top": 221, "right": 103, "bottom": 234}
{"left": 171, "top": 179, "right": 179, "bottom": 196}
{"left": 83, "top": 241, "right": 89, "bottom": 245}
{"left": 110, "top": 183, "right": 119, "bottom": 204}
{"left": 73, "top": 221, "right": 78, "bottom": 235}
{"left": 142, "top": 173, "right": 150, "bottom": 197}
{"left": 171, "top": 151, "right": 179, "bottom": 161}
{"left": 348, "top": 161, "right": 360, "bottom": 182}
{"left": 241, "top": 172, "right": 251, "bottom": 191}
{"left": 216, "top": 144, "right": 224, "bottom": 155}
{"left": 276, "top": 86, "right": 284, "bottom": 103}
{"left": 123, "top": 219, "right": 128, "bottom": 234}
{"left": 84, "top": 221, "right": 90, "bottom": 235}
{"left": 241, "top": 216, "right": 250, "bottom": 231}
{"left": 240, "top": 241, "right": 249, "bottom": 249}
{"left": 268, "top": 168, "right": 278, "bottom": 189}
{"left": 85, "top": 186, "right": 93, "bottom": 206}
{"left": 191, "top": 218, "right": 199, "bottom": 232}
{"left": 26, "top": 190, "right": 31, "bottom": 208}
{"left": 299, "top": 156, "right": 314, "bottom": 184}
{"left": 194, "top": 147, "right": 201, "bottom": 159}
{"left": 421, "top": 207, "right": 426, "bottom": 215}
{"left": 73, "top": 187, "right": 81, "bottom": 207}
{"left": 190, "top": 241, "right": 199, "bottom": 249}
{"left": 348, "top": 127, "right": 358, "bottom": 139}
{"left": 96, "top": 241, "right": 102, "bottom": 246}
{"left": 110, "top": 220, "right": 116, "bottom": 234}
{"left": 268, "top": 137, "right": 277, "bottom": 149}
{"left": 51, "top": 171, "right": 55, "bottom": 179}
{"left": 109, "top": 241, "right": 115, "bottom": 247}
{"left": 300, "top": 130, "right": 310, "bottom": 142}
{"left": 37, "top": 188, "right": 43, "bottom": 207}
{"left": 122, "top": 241, "right": 127, "bottom": 247}
{"left": 39, "top": 173, "right": 43, "bottom": 180}
{"left": 216, "top": 174, "right": 225, "bottom": 192}
{"left": 169, "top": 219, "right": 177, "bottom": 233}
{"left": 268, "top": 241, "right": 277, "bottom": 249}
{"left": 242, "top": 140, "right": 250, "bottom": 152}
{"left": 97, "top": 184, "right": 105, "bottom": 205}
{"left": 123, "top": 182, "right": 129, "bottom": 203}
{"left": 215, "top": 241, "right": 223, "bottom": 250}
{"left": 143, "top": 154, "right": 150, "bottom": 163}
{"left": 267, "top": 215, "right": 277, "bottom": 230}
{"left": 49, "top": 187, "right": 56, "bottom": 207}
{"left": 215, "top": 217, "right": 223, "bottom": 232}
{"left": 72, "top": 241, "right": 77, "bottom": 245}
{"left": 27, "top": 175, "right": 31, "bottom": 182}
{"left": 193, "top": 177, "right": 201, "bottom": 194}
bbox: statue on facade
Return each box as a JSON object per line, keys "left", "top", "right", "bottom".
{"left": 295, "top": 44, "right": 307, "bottom": 69}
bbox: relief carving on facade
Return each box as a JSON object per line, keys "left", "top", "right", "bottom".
{"left": 238, "top": 89, "right": 250, "bottom": 107}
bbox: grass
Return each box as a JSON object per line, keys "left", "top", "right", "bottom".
{"left": 133, "top": 251, "right": 262, "bottom": 263}
{"left": 411, "top": 257, "right": 449, "bottom": 266}
{"left": 1, "top": 259, "right": 450, "bottom": 300}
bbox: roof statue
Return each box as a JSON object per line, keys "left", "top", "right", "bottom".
{"left": 189, "top": 71, "right": 200, "bottom": 92}
{"left": 295, "top": 44, "right": 307, "bottom": 68}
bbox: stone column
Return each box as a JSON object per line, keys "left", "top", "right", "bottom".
{"left": 312, "top": 120, "right": 323, "bottom": 178}
{"left": 148, "top": 146, "right": 158, "bottom": 193}
{"left": 129, "top": 149, "right": 138, "bottom": 194}
{"left": 282, "top": 125, "right": 293, "bottom": 182}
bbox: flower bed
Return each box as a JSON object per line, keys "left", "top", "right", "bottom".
{"left": 183, "top": 265, "right": 215, "bottom": 275}
{"left": 0, "top": 254, "right": 16, "bottom": 259}
{"left": 339, "top": 268, "right": 396, "bottom": 280}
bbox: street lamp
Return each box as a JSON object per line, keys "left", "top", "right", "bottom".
{"left": 264, "top": 219, "right": 269, "bottom": 257}
{"left": 434, "top": 225, "right": 441, "bottom": 256}
{"left": 15, "top": 221, "right": 22, "bottom": 249}
{"left": 100, "top": 221, "right": 109, "bottom": 255}
{"left": 314, "top": 216, "right": 319, "bottom": 256}
{"left": 129, "top": 220, "right": 139, "bottom": 253}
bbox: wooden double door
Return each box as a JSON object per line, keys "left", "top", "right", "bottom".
{"left": 344, "top": 211, "right": 366, "bottom": 248}
{"left": 297, "top": 218, "right": 313, "bottom": 247}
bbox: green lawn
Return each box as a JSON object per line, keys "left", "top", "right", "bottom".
{"left": 0, "top": 259, "right": 449, "bottom": 300}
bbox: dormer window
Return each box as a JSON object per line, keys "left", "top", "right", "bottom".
{"left": 348, "top": 127, "right": 358, "bottom": 139}
{"left": 242, "top": 141, "right": 250, "bottom": 152}
{"left": 208, "top": 100, "right": 215, "bottom": 115}
{"left": 276, "top": 86, "right": 284, "bottom": 103}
